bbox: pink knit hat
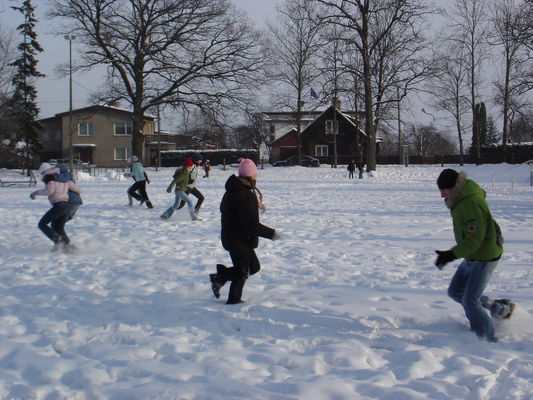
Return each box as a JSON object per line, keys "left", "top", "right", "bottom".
{"left": 238, "top": 158, "right": 257, "bottom": 177}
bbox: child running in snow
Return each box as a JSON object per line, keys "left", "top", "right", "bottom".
{"left": 209, "top": 158, "right": 281, "bottom": 304}
{"left": 160, "top": 158, "right": 201, "bottom": 221}
{"left": 30, "top": 171, "right": 82, "bottom": 252}
{"left": 127, "top": 155, "right": 153, "bottom": 208}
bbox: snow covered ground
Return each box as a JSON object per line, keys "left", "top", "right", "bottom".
{"left": 1, "top": 163, "right": 532, "bottom": 400}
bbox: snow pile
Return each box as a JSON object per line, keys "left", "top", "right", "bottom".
{"left": 0, "top": 164, "right": 531, "bottom": 399}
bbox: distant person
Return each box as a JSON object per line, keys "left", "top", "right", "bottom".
{"left": 203, "top": 159, "right": 211, "bottom": 178}
{"left": 127, "top": 155, "right": 153, "bottom": 208}
{"left": 434, "top": 168, "right": 515, "bottom": 342}
{"left": 30, "top": 168, "right": 82, "bottom": 252}
{"left": 209, "top": 158, "right": 281, "bottom": 304}
{"left": 356, "top": 161, "right": 364, "bottom": 179}
{"left": 347, "top": 160, "right": 355, "bottom": 179}
{"left": 160, "top": 158, "right": 201, "bottom": 221}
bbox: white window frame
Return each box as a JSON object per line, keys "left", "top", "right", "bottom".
{"left": 114, "top": 147, "right": 132, "bottom": 161}
{"left": 78, "top": 122, "right": 94, "bottom": 137}
{"left": 114, "top": 121, "right": 132, "bottom": 136}
{"left": 315, "top": 145, "right": 328, "bottom": 157}
{"left": 325, "top": 120, "right": 338, "bottom": 135}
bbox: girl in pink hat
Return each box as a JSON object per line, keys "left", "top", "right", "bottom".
{"left": 210, "top": 158, "right": 281, "bottom": 304}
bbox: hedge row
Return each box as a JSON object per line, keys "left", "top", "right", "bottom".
{"left": 160, "top": 149, "right": 258, "bottom": 167}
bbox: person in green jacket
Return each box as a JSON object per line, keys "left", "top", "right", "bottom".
{"left": 435, "top": 169, "right": 514, "bottom": 342}
{"left": 160, "top": 158, "right": 201, "bottom": 221}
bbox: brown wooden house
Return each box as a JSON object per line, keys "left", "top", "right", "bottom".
{"left": 270, "top": 105, "right": 368, "bottom": 164}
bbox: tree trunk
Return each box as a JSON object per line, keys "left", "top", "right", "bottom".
{"left": 131, "top": 110, "right": 145, "bottom": 162}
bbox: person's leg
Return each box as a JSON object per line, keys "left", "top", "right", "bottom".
{"left": 226, "top": 246, "right": 253, "bottom": 304}
{"left": 176, "top": 189, "right": 189, "bottom": 210}
{"left": 51, "top": 203, "right": 71, "bottom": 244}
{"left": 462, "top": 260, "right": 498, "bottom": 341}
{"left": 137, "top": 181, "right": 152, "bottom": 207}
{"left": 66, "top": 203, "right": 80, "bottom": 221}
{"left": 448, "top": 259, "right": 469, "bottom": 305}
{"left": 38, "top": 203, "right": 66, "bottom": 243}
{"left": 248, "top": 249, "right": 260, "bottom": 276}
{"left": 161, "top": 189, "right": 182, "bottom": 219}
{"left": 189, "top": 187, "right": 205, "bottom": 213}
{"left": 178, "top": 190, "right": 197, "bottom": 220}
{"left": 128, "top": 182, "right": 142, "bottom": 201}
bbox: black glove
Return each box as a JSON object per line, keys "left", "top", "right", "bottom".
{"left": 435, "top": 250, "right": 456, "bottom": 270}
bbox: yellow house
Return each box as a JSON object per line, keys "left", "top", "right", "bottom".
{"left": 38, "top": 104, "right": 157, "bottom": 167}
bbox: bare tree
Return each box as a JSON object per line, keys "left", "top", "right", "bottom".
{"left": 48, "top": 0, "right": 265, "bottom": 160}
{"left": 429, "top": 41, "right": 470, "bottom": 165}
{"left": 0, "top": 23, "right": 17, "bottom": 145}
{"left": 406, "top": 123, "right": 456, "bottom": 157}
{"left": 0, "top": 24, "right": 16, "bottom": 96}
{"left": 315, "top": 22, "right": 346, "bottom": 167}
{"left": 445, "top": 0, "right": 490, "bottom": 165}
{"left": 317, "top": 0, "right": 432, "bottom": 171}
{"left": 265, "top": 0, "right": 324, "bottom": 165}
{"left": 491, "top": 0, "right": 532, "bottom": 156}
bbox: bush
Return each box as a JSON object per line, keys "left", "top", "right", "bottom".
{"left": 161, "top": 149, "right": 258, "bottom": 167}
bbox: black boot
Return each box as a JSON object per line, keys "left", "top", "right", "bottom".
{"left": 210, "top": 274, "right": 224, "bottom": 299}
{"left": 226, "top": 278, "right": 246, "bottom": 305}
{"left": 146, "top": 200, "right": 153, "bottom": 208}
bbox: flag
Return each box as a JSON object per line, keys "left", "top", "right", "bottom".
{"left": 310, "top": 88, "right": 318, "bottom": 99}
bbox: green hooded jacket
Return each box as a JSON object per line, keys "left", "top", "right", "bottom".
{"left": 167, "top": 167, "right": 191, "bottom": 192}
{"left": 445, "top": 172, "right": 503, "bottom": 261}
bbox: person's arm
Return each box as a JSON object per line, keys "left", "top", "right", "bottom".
{"left": 30, "top": 182, "right": 53, "bottom": 199}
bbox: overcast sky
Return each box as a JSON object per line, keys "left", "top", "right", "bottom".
{"left": 0, "top": 0, "right": 280, "bottom": 119}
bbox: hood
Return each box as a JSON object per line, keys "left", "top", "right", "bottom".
{"left": 225, "top": 174, "right": 253, "bottom": 193}
{"left": 445, "top": 171, "right": 486, "bottom": 209}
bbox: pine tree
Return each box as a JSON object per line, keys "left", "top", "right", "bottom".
{"left": 470, "top": 102, "right": 487, "bottom": 162}
{"left": 10, "top": 0, "right": 44, "bottom": 175}
{"left": 485, "top": 116, "right": 500, "bottom": 146}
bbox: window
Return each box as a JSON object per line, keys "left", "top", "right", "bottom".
{"left": 41, "top": 131, "right": 50, "bottom": 141}
{"left": 325, "top": 120, "right": 338, "bottom": 135}
{"left": 55, "top": 130, "right": 61, "bottom": 141}
{"left": 269, "top": 125, "right": 275, "bottom": 142}
{"left": 115, "top": 147, "right": 132, "bottom": 161}
{"left": 315, "top": 145, "right": 328, "bottom": 157}
{"left": 78, "top": 122, "right": 93, "bottom": 136}
{"left": 114, "top": 121, "right": 132, "bottom": 136}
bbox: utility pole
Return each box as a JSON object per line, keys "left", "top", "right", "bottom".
{"left": 156, "top": 102, "right": 161, "bottom": 171}
{"left": 64, "top": 35, "right": 75, "bottom": 175}
{"left": 333, "top": 97, "right": 338, "bottom": 168}
{"left": 397, "top": 87, "right": 402, "bottom": 165}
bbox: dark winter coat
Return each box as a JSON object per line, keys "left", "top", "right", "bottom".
{"left": 220, "top": 175, "right": 275, "bottom": 250}
{"left": 445, "top": 172, "right": 503, "bottom": 261}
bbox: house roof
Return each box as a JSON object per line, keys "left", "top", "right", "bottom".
{"left": 302, "top": 105, "right": 367, "bottom": 137}
{"left": 47, "top": 104, "right": 155, "bottom": 120}
{"left": 270, "top": 128, "right": 297, "bottom": 146}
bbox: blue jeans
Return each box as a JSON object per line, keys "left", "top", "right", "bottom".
{"left": 161, "top": 190, "right": 195, "bottom": 220}
{"left": 448, "top": 259, "right": 498, "bottom": 341}
{"left": 38, "top": 201, "right": 71, "bottom": 244}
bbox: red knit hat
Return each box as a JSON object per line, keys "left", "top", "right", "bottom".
{"left": 238, "top": 158, "right": 257, "bottom": 177}
{"left": 183, "top": 158, "right": 194, "bottom": 167}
